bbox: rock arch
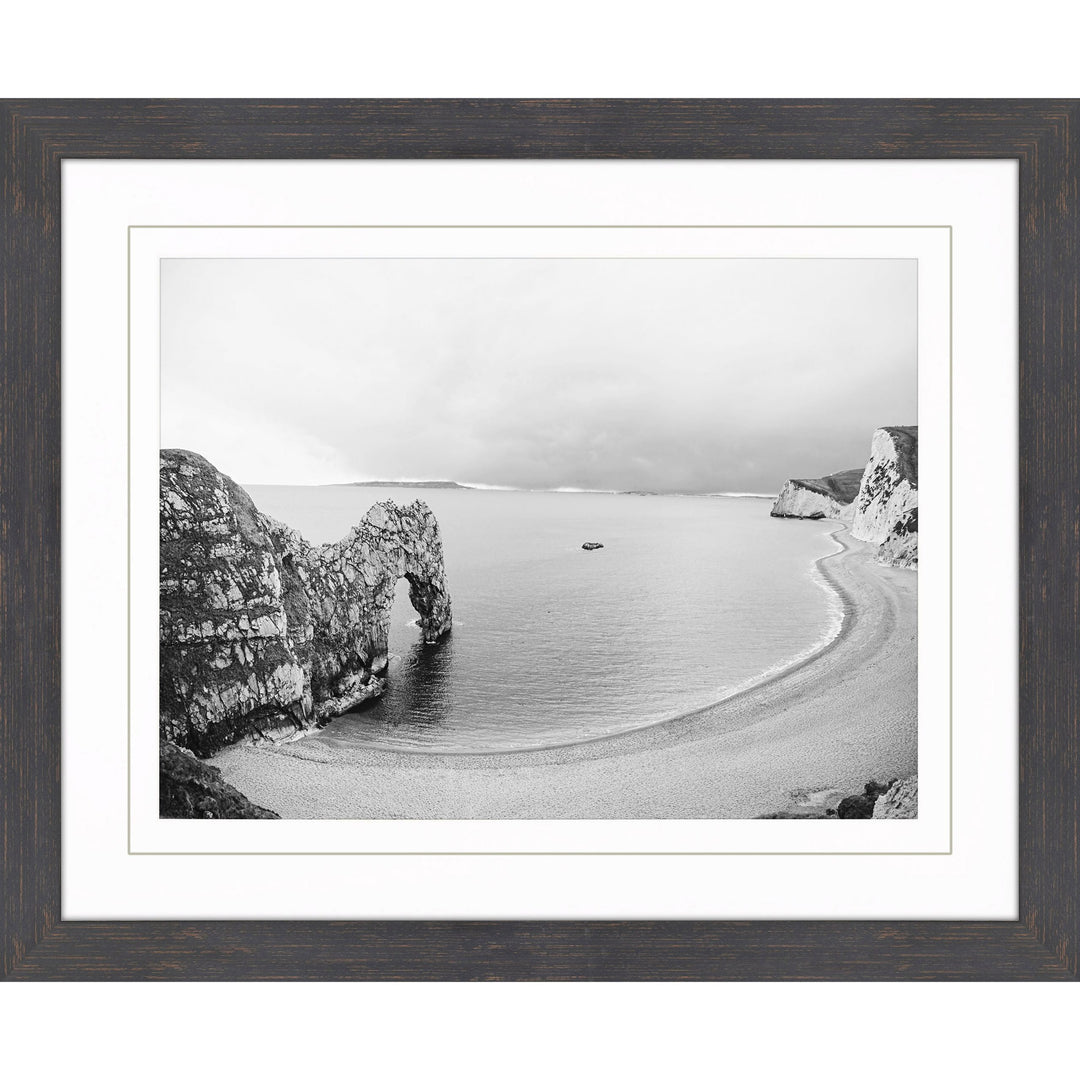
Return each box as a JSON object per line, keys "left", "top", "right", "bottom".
{"left": 295, "top": 499, "right": 453, "bottom": 720}
{"left": 160, "top": 449, "right": 451, "bottom": 755}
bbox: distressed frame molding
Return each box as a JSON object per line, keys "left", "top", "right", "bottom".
{"left": 1, "top": 99, "right": 1076, "bottom": 980}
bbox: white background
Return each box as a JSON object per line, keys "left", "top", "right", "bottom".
{"left": 2, "top": 0, "right": 1078, "bottom": 98}
{"left": 4, "top": 4, "right": 1076, "bottom": 1076}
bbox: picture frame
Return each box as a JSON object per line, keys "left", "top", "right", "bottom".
{"left": 1, "top": 98, "right": 1075, "bottom": 980}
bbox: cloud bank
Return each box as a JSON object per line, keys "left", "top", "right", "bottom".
{"left": 161, "top": 257, "right": 916, "bottom": 493}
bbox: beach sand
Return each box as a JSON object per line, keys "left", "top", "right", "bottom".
{"left": 213, "top": 525, "right": 917, "bottom": 819}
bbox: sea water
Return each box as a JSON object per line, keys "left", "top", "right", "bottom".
{"left": 244, "top": 485, "right": 842, "bottom": 753}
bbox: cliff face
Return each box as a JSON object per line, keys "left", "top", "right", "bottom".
{"left": 850, "top": 426, "right": 918, "bottom": 548}
{"left": 872, "top": 776, "right": 918, "bottom": 819}
{"left": 877, "top": 506, "right": 918, "bottom": 569}
{"left": 770, "top": 468, "right": 865, "bottom": 521}
{"left": 772, "top": 426, "right": 918, "bottom": 568}
{"left": 160, "top": 449, "right": 451, "bottom": 756}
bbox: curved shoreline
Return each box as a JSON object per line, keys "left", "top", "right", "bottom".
{"left": 214, "top": 525, "right": 917, "bottom": 818}
{"left": 271, "top": 522, "right": 852, "bottom": 761}
{"left": 300, "top": 528, "right": 857, "bottom": 767}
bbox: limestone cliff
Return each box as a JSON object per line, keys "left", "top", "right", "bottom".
{"left": 877, "top": 506, "right": 918, "bottom": 569}
{"left": 850, "top": 426, "right": 918, "bottom": 555}
{"left": 772, "top": 425, "right": 918, "bottom": 568}
{"left": 160, "top": 449, "right": 451, "bottom": 756}
{"left": 770, "top": 468, "right": 865, "bottom": 521}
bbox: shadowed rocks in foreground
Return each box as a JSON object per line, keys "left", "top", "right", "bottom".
{"left": 160, "top": 448, "right": 452, "bottom": 759}
{"left": 836, "top": 778, "right": 895, "bottom": 818}
{"left": 762, "top": 775, "right": 918, "bottom": 819}
{"left": 160, "top": 740, "right": 279, "bottom": 819}
{"left": 835, "top": 776, "right": 918, "bottom": 819}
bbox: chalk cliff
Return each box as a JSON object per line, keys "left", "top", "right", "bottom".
{"left": 772, "top": 426, "right": 918, "bottom": 568}
{"left": 770, "top": 468, "right": 865, "bottom": 521}
{"left": 877, "top": 507, "right": 918, "bottom": 569}
{"left": 850, "top": 426, "right": 918, "bottom": 548}
{"left": 160, "top": 449, "right": 451, "bottom": 756}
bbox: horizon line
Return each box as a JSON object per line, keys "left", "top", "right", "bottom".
{"left": 240, "top": 478, "right": 779, "bottom": 498}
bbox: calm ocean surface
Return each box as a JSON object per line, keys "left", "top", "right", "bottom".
{"left": 244, "top": 485, "right": 842, "bottom": 753}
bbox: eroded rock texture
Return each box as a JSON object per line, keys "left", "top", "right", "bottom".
{"left": 770, "top": 468, "right": 865, "bottom": 522}
{"left": 872, "top": 776, "right": 918, "bottom": 819}
{"left": 160, "top": 449, "right": 451, "bottom": 756}
{"left": 877, "top": 506, "right": 918, "bottom": 569}
{"left": 851, "top": 426, "right": 918, "bottom": 566}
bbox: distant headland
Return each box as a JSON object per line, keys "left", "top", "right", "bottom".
{"left": 344, "top": 480, "right": 471, "bottom": 489}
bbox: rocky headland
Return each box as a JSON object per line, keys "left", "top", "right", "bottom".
{"left": 770, "top": 468, "right": 865, "bottom": 522}
{"left": 159, "top": 449, "right": 452, "bottom": 794}
{"left": 771, "top": 425, "right": 918, "bottom": 568}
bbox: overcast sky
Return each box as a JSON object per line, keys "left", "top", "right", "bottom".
{"left": 161, "top": 258, "right": 916, "bottom": 493}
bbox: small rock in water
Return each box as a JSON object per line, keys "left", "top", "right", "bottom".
{"left": 581, "top": 541, "right": 604, "bottom": 551}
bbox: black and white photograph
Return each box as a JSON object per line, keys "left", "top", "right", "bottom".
{"left": 158, "top": 255, "right": 918, "bottom": 820}
{"left": 5, "top": 74, "right": 1071, "bottom": 1013}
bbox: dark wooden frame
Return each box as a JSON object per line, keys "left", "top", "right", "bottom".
{"left": 1, "top": 99, "right": 1076, "bottom": 980}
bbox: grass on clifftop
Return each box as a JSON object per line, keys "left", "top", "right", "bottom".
{"left": 792, "top": 468, "right": 866, "bottom": 503}
{"left": 882, "top": 426, "right": 918, "bottom": 488}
